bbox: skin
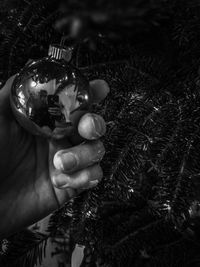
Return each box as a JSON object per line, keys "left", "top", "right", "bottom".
{"left": 0, "top": 76, "right": 109, "bottom": 239}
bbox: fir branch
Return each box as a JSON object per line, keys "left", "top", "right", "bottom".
{"left": 0, "top": 230, "right": 49, "bottom": 267}
{"left": 106, "top": 219, "right": 164, "bottom": 251}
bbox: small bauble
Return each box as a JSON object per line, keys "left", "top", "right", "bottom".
{"left": 10, "top": 45, "right": 91, "bottom": 139}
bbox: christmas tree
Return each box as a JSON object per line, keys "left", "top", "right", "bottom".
{"left": 1, "top": 0, "right": 200, "bottom": 266}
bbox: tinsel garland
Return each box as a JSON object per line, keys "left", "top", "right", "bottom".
{"left": 1, "top": 0, "right": 200, "bottom": 267}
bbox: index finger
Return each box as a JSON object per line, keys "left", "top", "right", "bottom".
{"left": 89, "top": 79, "right": 110, "bottom": 104}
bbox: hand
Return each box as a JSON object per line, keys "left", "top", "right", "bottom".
{"left": 0, "top": 76, "right": 109, "bottom": 238}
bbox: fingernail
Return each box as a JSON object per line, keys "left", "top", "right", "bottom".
{"left": 61, "top": 152, "right": 77, "bottom": 172}
{"left": 54, "top": 155, "right": 64, "bottom": 170}
{"left": 91, "top": 115, "right": 106, "bottom": 139}
{"left": 53, "top": 174, "right": 70, "bottom": 188}
{"left": 54, "top": 152, "right": 77, "bottom": 171}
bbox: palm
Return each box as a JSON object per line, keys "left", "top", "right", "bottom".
{"left": 0, "top": 96, "right": 61, "bottom": 238}
{"left": 0, "top": 76, "right": 76, "bottom": 237}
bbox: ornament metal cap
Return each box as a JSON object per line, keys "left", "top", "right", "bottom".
{"left": 48, "top": 44, "right": 73, "bottom": 62}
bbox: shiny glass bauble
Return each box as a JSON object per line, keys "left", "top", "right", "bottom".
{"left": 10, "top": 57, "right": 91, "bottom": 139}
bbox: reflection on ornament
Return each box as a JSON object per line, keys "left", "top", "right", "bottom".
{"left": 154, "top": 106, "right": 159, "bottom": 111}
{"left": 128, "top": 188, "right": 134, "bottom": 193}
{"left": 30, "top": 81, "right": 37, "bottom": 87}
{"left": 10, "top": 53, "right": 91, "bottom": 139}
{"left": 189, "top": 200, "right": 200, "bottom": 218}
{"left": 18, "top": 91, "right": 26, "bottom": 107}
{"left": 86, "top": 210, "right": 92, "bottom": 218}
{"left": 28, "top": 107, "right": 32, "bottom": 116}
{"left": 163, "top": 201, "right": 172, "bottom": 212}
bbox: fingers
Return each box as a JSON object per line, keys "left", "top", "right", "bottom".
{"left": 76, "top": 79, "right": 108, "bottom": 140}
{"left": 54, "top": 140, "right": 105, "bottom": 173}
{"left": 52, "top": 164, "right": 103, "bottom": 189}
{"left": 52, "top": 140, "right": 105, "bottom": 190}
{"left": 69, "top": 113, "right": 106, "bottom": 145}
{"left": 50, "top": 79, "right": 109, "bottom": 201}
{"left": 89, "top": 79, "right": 110, "bottom": 104}
{"left": 78, "top": 113, "right": 106, "bottom": 140}
{"left": 69, "top": 80, "right": 109, "bottom": 144}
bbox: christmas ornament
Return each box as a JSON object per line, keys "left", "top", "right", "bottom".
{"left": 10, "top": 44, "right": 91, "bottom": 139}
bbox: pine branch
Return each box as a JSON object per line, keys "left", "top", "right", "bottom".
{"left": 0, "top": 230, "right": 49, "bottom": 267}
{"left": 107, "top": 219, "right": 163, "bottom": 251}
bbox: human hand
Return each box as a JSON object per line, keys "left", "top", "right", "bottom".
{"left": 0, "top": 76, "right": 109, "bottom": 238}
